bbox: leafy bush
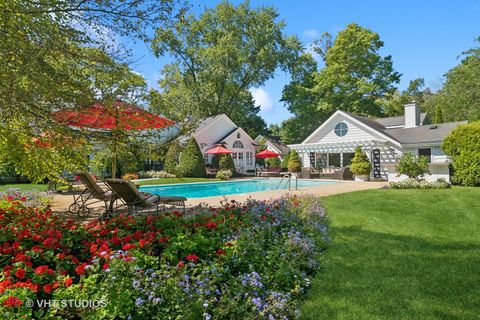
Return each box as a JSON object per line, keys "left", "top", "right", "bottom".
{"left": 443, "top": 121, "right": 480, "bottom": 186}
{"left": 216, "top": 169, "right": 233, "bottom": 180}
{"left": 350, "top": 146, "right": 371, "bottom": 175}
{"left": 164, "top": 141, "right": 181, "bottom": 175}
{"left": 288, "top": 150, "right": 302, "bottom": 172}
{"left": 90, "top": 148, "right": 141, "bottom": 178}
{"left": 138, "top": 170, "right": 175, "bottom": 179}
{"left": 0, "top": 194, "right": 328, "bottom": 320}
{"left": 389, "top": 178, "right": 451, "bottom": 189}
{"left": 266, "top": 157, "right": 281, "bottom": 168}
{"left": 177, "top": 138, "right": 206, "bottom": 178}
{"left": 219, "top": 154, "right": 237, "bottom": 176}
{"left": 395, "top": 152, "right": 430, "bottom": 179}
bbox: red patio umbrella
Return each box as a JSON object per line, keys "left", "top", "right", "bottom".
{"left": 205, "top": 145, "right": 233, "bottom": 154}
{"left": 53, "top": 100, "right": 174, "bottom": 177}
{"left": 255, "top": 149, "right": 280, "bottom": 158}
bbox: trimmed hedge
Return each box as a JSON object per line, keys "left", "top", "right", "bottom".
{"left": 164, "top": 141, "right": 181, "bottom": 175}
{"left": 219, "top": 154, "right": 237, "bottom": 176}
{"left": 288, "top": 150, "right": 301, "bottom": 172}
{"left": 443, "top": 121, "right": 480, "bottom": 186}
{"left": 266, "top": 157, "right": 281, "bottom": 168}
{"left": 177, "top": 138, "right": 206, "bottom": 178}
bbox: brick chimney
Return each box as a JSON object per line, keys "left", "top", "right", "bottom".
{"left": 404, "top": 101, "right": 420, "bottom": 128}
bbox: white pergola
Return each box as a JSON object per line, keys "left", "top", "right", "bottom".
{"left": 289, "top": 139, "right": 388, "bottom": 154}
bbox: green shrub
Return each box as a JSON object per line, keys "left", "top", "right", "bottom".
{"left": 164, "top": 141, "right": 181, "bottom": 175}
{"left": 281, "top": 152, "right": 290, "bottom": 170}
{"left": 389, "top": 178, "right": 451, "bottom": 189}
{"left": 90, "top": 148, "right": 141, "bottom": 178}
{"left": 216, "top": 169, "right": 233, "bottom": 180}
{"left": 395, "top": 152, "right": 430, "bottom": 179}
{"left": 443, "top": 121, "right": 480, "bottom": 186}
{"left": 219, "top": 154, "right": 237, "bottom": 176}
{"left": 288, "top": 150, "right": 301, "bottom": 172}
{"left": 350, "top": 146, "right": 371, "bottom": 175}
{"left": 177, "top": 138, "right": 206, "bottom": 178}
{"left": 266, "top": 157, "right": 281, "bottom": 168}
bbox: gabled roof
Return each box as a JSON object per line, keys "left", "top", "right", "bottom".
{"left": 214, "top": 128, "right": 239, "bottom": 145}
{"left": 215, "top": 127, "right": 257, "bottom": 147}
{"left": 300, "top": 110, "right": 466, "bottom": 147}
{"left": 384, "top": 121, "right": 468, "bottom": 144}
{"left": 375, "top": 113, "right": 428, "bottom": 127}
{"left": 264, "top": 136, "right": 290, "bottom": 155}
{"left": 192, "top": 114, "right": 236, "bottom": 136}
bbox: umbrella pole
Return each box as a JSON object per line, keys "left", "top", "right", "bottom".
{"left": 112, "top": 133, "right": 117, "bottom": 178}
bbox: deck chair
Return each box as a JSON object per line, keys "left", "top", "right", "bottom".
{"left": 104, "top": 178, "right": 186, "bottom": 215}
{"left": 69, "top": 171, "right": 116, "bottom": 219}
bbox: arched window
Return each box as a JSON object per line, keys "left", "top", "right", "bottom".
{"left": 232, "top": 140, "right": 244, "bottom": 149}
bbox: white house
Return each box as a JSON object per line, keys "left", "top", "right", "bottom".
{"left": 254, "top": 135, "right": 290, "bottom": 161}
{"left": 186, "top": 114, "right": 257, "bottom": 174}
{"left": 288, "top": 102, "right": 467, "bottom": 182}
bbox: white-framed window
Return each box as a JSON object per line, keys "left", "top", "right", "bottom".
{"left": 334, "top": 122, "right": 348, "bottom": 137}
{"left": 246, "top": 151, "right": 254, "bottom": 166}
{"left": 418, "top": 148, "right": 432, "bottom": 163}
{"left": 232, "top": 140, "right": 244, "bottom": 149}
{"left": 200, "top": 143, "right": 209, "bottom": 163}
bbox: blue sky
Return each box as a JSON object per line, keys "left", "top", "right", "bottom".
{"left": 127, "top": 0, "right": 480, "bottom": 125}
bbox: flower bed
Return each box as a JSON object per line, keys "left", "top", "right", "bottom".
{"left": 0, "top": 194, "right": 328, "bottom": 319}
{"left": 389, "top": 178, "right": 451, "bottom": 189}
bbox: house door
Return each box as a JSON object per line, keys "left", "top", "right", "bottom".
{"left": 233, "top": 152, "right": 244, "bottom": 172}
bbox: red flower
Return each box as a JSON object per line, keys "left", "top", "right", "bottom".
{"left": 20, "top": 197, "right": 27, "bottom": 202}
{"left": 139, "top": 239, "right": 147, "bottom": 248}
{"left": 34, "top": 265, "right": 49, "bottom": 275}
{"left": 177, "top": 261, "right": 185, "bottom": 268}
{"left": 64, "top": 277, "right": 73, "bottom": 287}
{"left": 102, "top": 263, "right": 109, "bottom": 270}
{"left": 14, "top": 268, "right": 26, "bottom": 279}
{"left": 185, "top": 254, "right": 199, "bottom": 263}
{"left": 43, "top": 284, "right": 53, "bottom": 294}
{"left": 205, "top": 221, "right": 217, "bottom": 229}
{"left": 7, "top": 196, "right": 14, "bottom": 202}
{"left": 122, "top": 243, "right": 136, "bottom": 251}
{"left": 2, "top": 295, "right": 23, "bottom": 307}
{"left": 215, "top": 249, "right": 226, "bottom": 256}
{"left": 75, "top": 263, "right": 87, "bottom": 276}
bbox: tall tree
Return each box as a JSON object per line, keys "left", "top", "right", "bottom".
{"left": 0, "top": 0, "right": 182, "bottom": 181}
{"left": 382, "top": 78, "right": 433, "bottom": 116}
{"left": 149, "top": 1, "right": 302, "bottom": 137}
{"left": 280, "top": 23, "right": 401, "bottom": 143}
{"left": 424, "top": 37, "right": 480, "bottom": 122}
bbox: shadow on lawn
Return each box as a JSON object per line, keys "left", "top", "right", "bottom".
{"left": 301, "top": 226, "right": 480, "bottom": 320}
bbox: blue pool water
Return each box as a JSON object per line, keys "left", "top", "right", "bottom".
{"left": 139, "top": 179, "right": 337, "bottom": 198}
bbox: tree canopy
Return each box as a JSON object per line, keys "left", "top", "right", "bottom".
{"left": 424, "top": 37, "right": 480, "bottom": 123}
{"left": 148, "top": 1, "right": 303, "bottom": 138}
{"left": 279, "top": 23, "right": 401, "bottom": 143}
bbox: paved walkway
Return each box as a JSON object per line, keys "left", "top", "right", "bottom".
{"left": 51, "top": 180, "right": 387, "bottom": 215}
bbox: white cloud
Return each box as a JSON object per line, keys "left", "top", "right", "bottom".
{"left": 250, "top": 88, "right": 273, "bottom": 112}
{"left": 302, "top": 29, "right": 319, "bottom": 39}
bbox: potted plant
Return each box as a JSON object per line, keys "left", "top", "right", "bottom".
{"left": 350, "top": 146, "right": 372, "bottom": 181}
{"left": 288, "top": 150, "right": 302, "bottom": 176}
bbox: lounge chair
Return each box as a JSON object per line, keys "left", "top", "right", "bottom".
{"left": 206, "top": 167, "right": 218, "bottom": 178}
{"left": 333, "top": 166, "right": 354, "bottom": 180}
{"left": 70, "top": 171, "right": 116, "bottom": 218}
{"left": 104, "top": 178, "right": 186, "bottom": 215}
{"left": 301, "top": 167, "right": 320, "bottom": 179}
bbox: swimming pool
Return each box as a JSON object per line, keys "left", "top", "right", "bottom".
{"left": 139, "top": 178, "right": 337, "bottom": 198}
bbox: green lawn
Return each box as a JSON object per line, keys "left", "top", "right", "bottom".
{"left": 0, "top": 183, "right": 48, "bottom": 192}
{"left": 302, "top": 187, "right": 480, "bottom": 320}
{"left": 135, "top": 177, "right": 215, "bottom": 186}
